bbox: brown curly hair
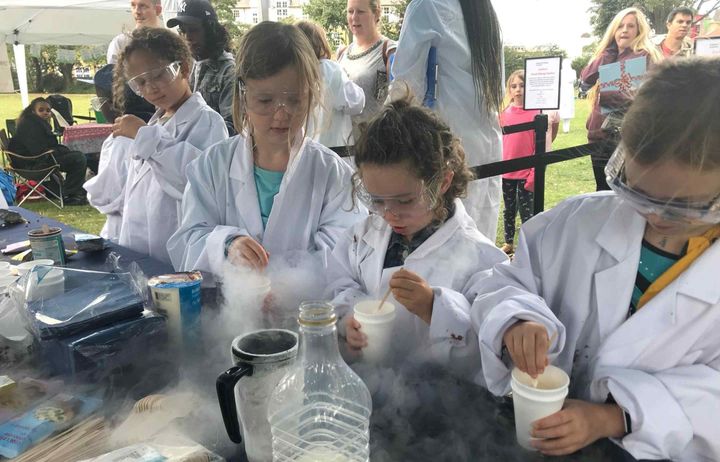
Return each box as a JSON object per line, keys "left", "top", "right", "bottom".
{"left": 112, "top": 27, "right": 193, "bottom": 113}
{"left": 353, "top": 90, "right": 474, "bottom": 222}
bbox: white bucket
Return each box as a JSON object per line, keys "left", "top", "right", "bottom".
{"left": 353, "top": 300, "right": 396, "bottom": 364}
{"left": 511, "top": 365, "right": 570, "bottom": 450}
{"left": 24, "top": 267, "right": 65, "bottom": 301}
{"left": 16, "top": 259, "right": 54, "bottom": 275}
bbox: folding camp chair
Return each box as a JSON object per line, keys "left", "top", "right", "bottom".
{"left": 0, "top": 129, "right": 64, "bottom": 209}
{"left": 5, "top": 119, "right": 17, "bottom": 137}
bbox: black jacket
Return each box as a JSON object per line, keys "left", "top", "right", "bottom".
{"left": 8, "top": 114, "right": 69, "bottom": 169}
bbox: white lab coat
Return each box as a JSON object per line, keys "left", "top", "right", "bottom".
{"left": 119, "top": 92, "right": 228, "bottom": 263}
{"left": 308, "top": 59, "right": 365, "bottom": 148}
{"left": 391, "top": 0, "right": 502, "bottom": 240}
{"left": 167, "top": 134, "right": 367, "bottom": 276}
{"left": 84, "top": 135, "right": 133, "bottom": 242}
{"left": 471, "top": 192, "right": 720, "bottom": 461}
{"left": 326, "top": 199, "right": 507, "bottom": 376}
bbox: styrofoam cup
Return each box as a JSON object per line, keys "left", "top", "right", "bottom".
{"left": 511, "top": 365, "right": 570, "bottom": 450}
{"left": 353, "top": 300, "right": 396, "bottom": 363}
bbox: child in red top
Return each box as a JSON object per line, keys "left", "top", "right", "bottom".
{"left": 499, "top": 70, "right": 558, "bottom": 255}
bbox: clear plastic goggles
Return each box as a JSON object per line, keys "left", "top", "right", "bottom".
{"left": 127, "top": 61, "right": 182, "bottom": 97}
{"left": 605, "top": 146, "right": 720, "bottom": 223}
{"left": 354, "top": 176, "right": 441, "bottom": 217}
{"left": 239, "top": 84, "right": 306, "bottom": 116}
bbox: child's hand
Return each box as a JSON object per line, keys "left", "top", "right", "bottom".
{"left": 112, "top": 114, "right": 146, "bottom": 139}
{"left": 530, "top": 399, "right": 625, "bottom": 455}
{"left": 227, "top": 236, "right": 269, "bottom": 270}
{"left": 502, "top": 321, "right": 551, "bottom": 378}
{"left": 390, "top": 269, "right": 434, "bottom": 324}
{"left": 345, "top": 315, "right": 367, "bottom": 351}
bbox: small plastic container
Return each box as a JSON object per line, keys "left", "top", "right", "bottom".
{"left": 16, "top": 260, "right": 54, "bottom": 276}
{"left": 24, "top": 267, "right": 65, "bottom": 302}
{"left": 353, "top": 300, "right": 396, "bottom": 364}
{"left": 511, "top": 365, "right": 569, "bottom": 450}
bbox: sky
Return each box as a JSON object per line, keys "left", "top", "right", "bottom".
{"left": 492, "top": 0, "right": 596, "bottom": 58}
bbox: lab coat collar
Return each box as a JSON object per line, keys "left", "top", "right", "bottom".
{"left": 147, "top": 92, "right": 206, "bottom": 130}
{"left": 228, "top": 136, "right": 263, "bottom": 240}
{"left": 229, "top": 130, "right": 307, "bottom": 183}
{"left": 594, "top": 198, "right": 646, "bottom": 262}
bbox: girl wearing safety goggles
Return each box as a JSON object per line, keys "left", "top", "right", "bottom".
{"left": 110, "top": 27, "right": 228, "bottom": 263}
{"left": 325, "top": 93, "right": 507, "bottom": 372}
{"left": 472, "top": 58, "right": 720, "bottom": 460}
{"left": 168, "top": 22, "right": 364, "bottom": 280}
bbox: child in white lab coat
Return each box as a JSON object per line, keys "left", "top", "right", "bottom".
{"left": 472, "top": 58, "right": 720, "bottom": 460}
{"left": 326, "top": 93, "right": 507, "bottom": 375}
{"left": 167, "top": 21, "right": 364, "bottom": 277}
{"left": 111, "top": 27, "right": 228, "bottom": 263}
{"left": 296, "top": 20, "right": 365, "bottom": 148}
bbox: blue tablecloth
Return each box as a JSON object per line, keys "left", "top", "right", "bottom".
{"left": 0, "top": 206, "right": 173, "bottom": 277}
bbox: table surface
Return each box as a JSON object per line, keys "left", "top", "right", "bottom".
{"left": 62, "top": 123, "right": 113, "bottom": 142}
{"left": 0, "top": 209, "right": 648, "bottom": 462}
{"left": 0, "top": 206, "right": 173, "bottom": 277}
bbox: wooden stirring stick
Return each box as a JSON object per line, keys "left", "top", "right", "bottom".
{"left": 377, "top": 285, "right": 392, "bottom": 313}
{"left": 531, "top": 331, "right": 559, "bottom": 388}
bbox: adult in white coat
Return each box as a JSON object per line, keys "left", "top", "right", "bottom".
{"left": 472, "top": 59, "right": 720, "bottom": 460}
{"left": 112, "top": 28, "right": 228, "bottom": 263}
{"left": 167, "top": 135, "right": 364, "bottom": 275}
{"left": 391, "top": 0, "right": 504, "bottom": 240}
{"left": 84, "top": 135, "right": 133, "bottom": 242}
{"left": 326, "top": 96, "right": 507, "bottom": 378}
{"left": 297, "top": 20, "right": 365, "bottom": 148}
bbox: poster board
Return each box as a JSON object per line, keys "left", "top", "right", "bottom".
{"left": 694, "top": 36, "right": 720, "bottom": 57}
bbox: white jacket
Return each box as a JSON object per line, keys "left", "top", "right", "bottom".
{"left": 326, "top": 199, "right": 507, "bottom": 376}
{"left": 84, "top": 135, "right": 133, "bottom": 242}
{"left": 308, "top": 59, "right": 365, "bottom": 148}
{"left": 471, "top": 192, "right": 720, "bottom": 461}
{"left": 391, "top": 0, "right": 502, "bottom": 239}
{"left": 167, "top": 134, "right": 366, "bottom": 276}
{"left": 119, "top": 92, "right": 228, "bottom": 263}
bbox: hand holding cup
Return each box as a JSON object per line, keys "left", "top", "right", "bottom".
{"left": 503, "top": 321, "right": 553, "bottom": 378}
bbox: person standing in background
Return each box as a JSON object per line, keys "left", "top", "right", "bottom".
{"left": 107, "top": 0, "right": 164, "bottom": 65}
{"left": 167, "top": 0, "right": 237, "bottom": 135}
{"left": 337, "top": 0, "right": 396, "bottom": 139}
{"left": 580, "top": 7, "right": 661, "bottom": 191}
{"left": 389, "top": 0, "right": 504, "bottom": 242}
{"left": 658, "top": 7, "right": 694, "bottom": 58}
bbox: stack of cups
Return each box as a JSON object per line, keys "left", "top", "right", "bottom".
{"left": 511, "top": 365, "right": 570, "bottom": 450}
{"left": 352, "top": 300, "right": 396, "bottom": 364}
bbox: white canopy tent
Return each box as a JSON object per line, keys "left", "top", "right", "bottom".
{"left": 0, "top": 0, "right": 179, "bottom": 107}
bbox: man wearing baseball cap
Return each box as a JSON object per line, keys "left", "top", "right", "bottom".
{"left": 168, "top": 0, "right": 236, "bottom": 135}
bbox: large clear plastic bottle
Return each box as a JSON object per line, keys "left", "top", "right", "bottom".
{"left": 268, "top": 301, "right": 372, "bottom": 462}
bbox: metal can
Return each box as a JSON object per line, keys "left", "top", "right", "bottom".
{"left": 147, "top": 271, "right": 203, "bottom": 347}
{"left": 27, "top": 227, "right": 65, "bottom": 265}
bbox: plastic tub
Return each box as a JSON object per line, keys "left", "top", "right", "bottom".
{"left": 353, "top": 300, "right": 396, "bottom": 364}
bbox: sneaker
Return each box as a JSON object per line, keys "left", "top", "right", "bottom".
{"left": 501, "top": 243, "right": 514, "bottom": 255}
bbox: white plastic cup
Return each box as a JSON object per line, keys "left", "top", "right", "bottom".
{"left": 16, "top": 259, "right": 54, "bottom": 276}
{"left": 353, "top": 300, "right": 396, "bottom": 364}
{"left": 511, "top": 365, "right": 570, "bottom": 450}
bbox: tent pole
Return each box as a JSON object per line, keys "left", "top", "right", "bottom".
{"left": 12, "top": 43, "right": 28, "bottom": 108}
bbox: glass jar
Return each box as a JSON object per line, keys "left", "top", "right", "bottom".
{"left": 268, "top": 301, "right": 372, "bottom": 461}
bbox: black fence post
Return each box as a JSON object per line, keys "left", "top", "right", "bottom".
{"left": 532, "top": 114, "right": 548, "bottom": 215}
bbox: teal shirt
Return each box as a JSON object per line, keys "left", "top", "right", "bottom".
{"left": 254, "top": 165, "right": 284, "bottom": 228}
{"left": 629, "top": 240, "right": 680, "bottom": 316}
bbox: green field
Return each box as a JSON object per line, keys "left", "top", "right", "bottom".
{"left": 2, "top": 93, "right": 595, "bottom": 244}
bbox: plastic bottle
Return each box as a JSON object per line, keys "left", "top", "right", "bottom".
{"left": 268, "top": 301, "right": 372, "bottom": 462}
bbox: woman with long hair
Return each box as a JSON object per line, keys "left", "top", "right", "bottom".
{"left": 580, "top": 7, "right": 662, "bottom": 191}
{"left": 390, "top": 0, "right": 504, "bottom": 242}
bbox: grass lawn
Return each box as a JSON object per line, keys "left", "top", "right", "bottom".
{"left": 3, "top": 93, "right": 596, "bottom": 244}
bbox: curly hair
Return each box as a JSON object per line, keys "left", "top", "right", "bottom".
{"left": 353, "top": 89, "right": 474, "bottom": 222}
{"left": 112, "top": 27, "right": 193, "bottom": 113}
{"left": 202, "top": 19, "right": 233, "bottom": 60}
{"left": 17, "top": 97, "right": 50, "bottom": 125}
{"left": 232, "top": 21, "right": 321, "bottom": 136}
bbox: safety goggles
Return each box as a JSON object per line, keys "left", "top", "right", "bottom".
{"left": 238, "top": 83, "right": 306, "bottom": 116}
{"left": 355, "top": 176, "right": 441, "bottom": 217}
{"left": 127, "top": 61, "right": 182, "bottom": 97}
{"left": 605, "top": 146, "right": 720, "bottom": 223}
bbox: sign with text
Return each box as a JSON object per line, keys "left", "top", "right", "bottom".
{"left": 523, "top": 56, "right": 562, "bottom": 110}
{"left": 694, "top": 37, "right": 720, "bottom": 57}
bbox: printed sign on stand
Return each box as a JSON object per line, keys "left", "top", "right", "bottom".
{"left": 694, "top": 37, "right": 720, "bottom": 57}
{"left": 523, "top": 56, "right": 562, "bottom": 110}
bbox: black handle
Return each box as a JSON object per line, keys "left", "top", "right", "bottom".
{"left": 216, "top": 364, "right": 254, "bottom": 444}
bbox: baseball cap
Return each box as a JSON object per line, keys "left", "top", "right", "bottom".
{"left": 167, "top": 0, "right": 218, "bottom": 27}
